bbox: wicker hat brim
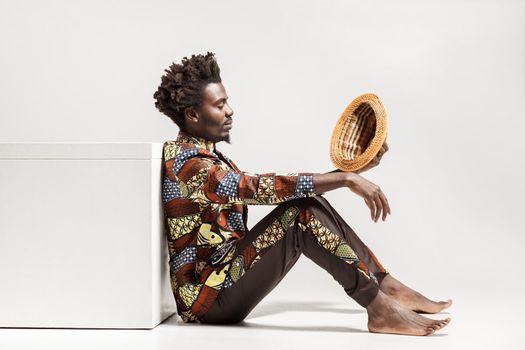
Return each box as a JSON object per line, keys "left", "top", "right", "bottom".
{"left": 330, "top": 93, "right": 388, "bottom": 172}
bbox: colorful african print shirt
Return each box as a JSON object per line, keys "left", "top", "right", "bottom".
{"left": 162, "top": 130, "right": 317, "bottom": 323}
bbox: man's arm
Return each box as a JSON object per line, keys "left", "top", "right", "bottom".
{"left": 194, "top": 157, "right": 317, "bottom": 205}
{"left": 198, "top": 157, "right": 362, "bottom": 204}
{"left": 171, "top": 150, "right": 390, "bottom": 222}
{"left": 312, "top": 171, "right": 357, "bottom": 196}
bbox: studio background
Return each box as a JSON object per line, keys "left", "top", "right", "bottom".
{"left": 1, "top": 0, "right": 523, "bottom": 347}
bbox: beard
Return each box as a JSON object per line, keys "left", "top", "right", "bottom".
{"left": 201, "top": 116, "right": 232, "bottom": 144}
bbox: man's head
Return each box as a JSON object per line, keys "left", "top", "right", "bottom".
{"left": 153, "top": 52, "right": 234, "bottom": 144}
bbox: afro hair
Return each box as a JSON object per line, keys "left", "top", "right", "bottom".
{"left": 153, "top": 51, "right": 222, "bottom": 131}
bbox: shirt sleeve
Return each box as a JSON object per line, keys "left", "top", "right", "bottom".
{"left": 196, "top": 158, "right": 318, "bottom": 205}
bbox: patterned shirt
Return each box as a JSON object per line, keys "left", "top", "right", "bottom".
{"left": 162, "top": 130, "right": 317, "bottom": 322}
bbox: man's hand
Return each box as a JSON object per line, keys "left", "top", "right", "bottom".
{"left": 357, "top": 140, "right": 389, "bottom": 174}
{"left": 345, "top": 173, "right": 391, "bottom": 222}
{"left": 317, "top": 140, "right": 391, "bottom": 222}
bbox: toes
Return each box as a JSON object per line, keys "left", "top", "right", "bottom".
{"left": 424, "top": 317, "right": 446, "bottom": 330}
{"left": 435, "top": 318, "right": 451, "bottom": 331}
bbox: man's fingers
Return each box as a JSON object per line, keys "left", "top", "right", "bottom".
{"left": 379, "top": 190, "right": 391, "bottom": 216}
{"left": 373, "top": 193, "right": 383, "bottom": 222}
{"left": 378, "top": 191, "right": 390, "bottom": 220}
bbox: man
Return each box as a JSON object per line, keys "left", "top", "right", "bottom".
{"left": 154, "top": 52, "right": 452, "bottom": 336}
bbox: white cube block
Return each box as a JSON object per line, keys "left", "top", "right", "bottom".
{"left": 0, "top": 143, "right": 177, "bottom": 329}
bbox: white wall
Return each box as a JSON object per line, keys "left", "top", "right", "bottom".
{"left": 1, "top": 0, "right": 523, "bottom": 301}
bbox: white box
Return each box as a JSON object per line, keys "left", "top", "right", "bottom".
{"left": 0, "top": 143, "right": 176, "bottom": 329}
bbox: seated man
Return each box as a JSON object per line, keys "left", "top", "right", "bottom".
{"left": 154, "top": 52, "right": 452, "bottom": 336}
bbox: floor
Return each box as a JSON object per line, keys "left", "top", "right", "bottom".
{"left": 0, "top": 283, "right": 522, "bottom": 350}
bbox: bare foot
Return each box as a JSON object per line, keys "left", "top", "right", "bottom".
{"left": 367, "top": 289, "right": 451, "bottom": 336}
{"left": 379, "top": 274, "right": 452, "bottom": 314}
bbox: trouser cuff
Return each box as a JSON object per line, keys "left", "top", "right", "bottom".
{"left": 347, "top": 269, "right": 380, "bottom": 308}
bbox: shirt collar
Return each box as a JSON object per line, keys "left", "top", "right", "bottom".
{"left": 176, "top": 130, "right": 217, "bottom": 153}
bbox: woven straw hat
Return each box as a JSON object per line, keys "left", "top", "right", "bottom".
{"left": 329, "top": 92, "right": 388, "bottom": 172}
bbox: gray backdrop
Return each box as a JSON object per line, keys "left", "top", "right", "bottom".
{"left": 1, "top": 0, "right": 523, "bottom": 309}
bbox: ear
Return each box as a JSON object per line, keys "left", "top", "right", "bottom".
{"left": 184, "top": 106, "right": 199, "bottom": 124}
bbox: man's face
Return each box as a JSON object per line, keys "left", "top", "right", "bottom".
{"left": 186, "top": 82, "right": 234, "bottom": 144}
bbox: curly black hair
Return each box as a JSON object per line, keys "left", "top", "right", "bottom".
{"left": 153, "top": 51, "right": 222, "bottom": 131}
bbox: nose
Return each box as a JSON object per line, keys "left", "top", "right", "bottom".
{"left": 225, "top": 102, "right": 234, "bottom": 117}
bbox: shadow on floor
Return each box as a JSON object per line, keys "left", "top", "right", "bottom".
{"left": 246, "top": 300, "right": 365, "bottom": 319}
{"left": 163, "top": 301, "right": 368, "bottom": 333}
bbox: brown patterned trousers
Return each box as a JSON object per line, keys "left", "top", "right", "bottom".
{"left": 199, "top": 195, "right": 389, "bottom": 324}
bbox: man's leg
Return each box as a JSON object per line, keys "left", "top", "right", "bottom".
{"left": 307, "top": 195, "right": 389, "bottom": 285}
{"left": 199, "top": 195, "right": 388, "bottom": 323}
{"left": 199, "top": 195, "right": 451, "bottom": 335}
